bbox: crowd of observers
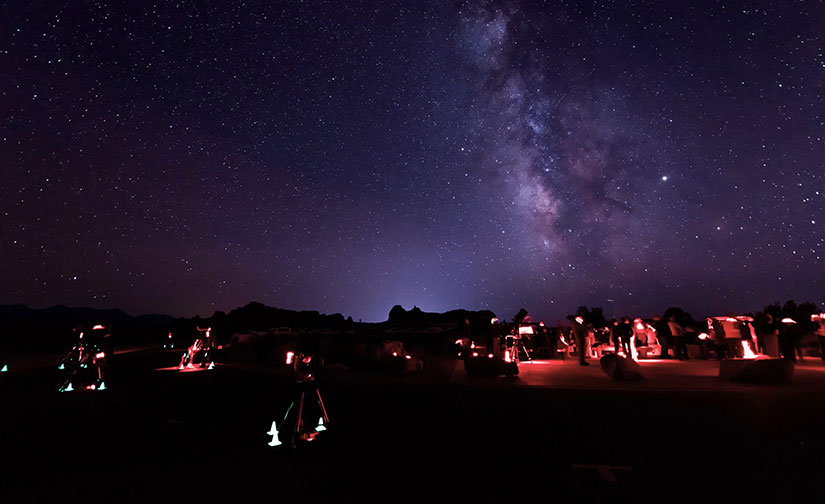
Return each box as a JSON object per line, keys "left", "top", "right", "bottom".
{"left": 523, "top": 302, "right": 825, "bottom": 365}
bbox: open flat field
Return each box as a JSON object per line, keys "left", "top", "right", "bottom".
{"left": 2, "top": 349, "right": 825, "bottom": 503}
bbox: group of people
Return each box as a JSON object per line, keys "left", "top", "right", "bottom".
{"left": 564, "top": 309, "right": 825, "bottom": 365}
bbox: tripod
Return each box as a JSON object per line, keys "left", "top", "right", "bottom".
{"left": 280, "top": 380, "right": 331, "bottom": 449}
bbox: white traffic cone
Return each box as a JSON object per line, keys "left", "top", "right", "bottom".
{"left": 316, "top": 417, "right": 327, "bottom": 432}
{"left": 267, "top": 421, "right": 282, "bottom": 447}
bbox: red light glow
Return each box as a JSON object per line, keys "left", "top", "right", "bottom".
{"left": 405, "top": 355, "right": 412, "bottom": 360}
{"left": 392, "top": 351, "right": 398, "bottom": 357}
{"left": 472, "top": 352, "right": 479, "bottom": 357}
{"left": 741, "top": 340, "right": 758, "bottom": 359}
{"left": 782, "top": 318, "right": 797, "bottom": 324}
{"left": 95, "top": 352, "right": 105, "bottom": 359}
{"left": 504, "top": 349, "right": 512, "bottom": 363}
{"left": 93, "top": 325, "right": 105, "bottom": 330}
{"left": 286, "top": 351, "right": 294, "bottom": 365}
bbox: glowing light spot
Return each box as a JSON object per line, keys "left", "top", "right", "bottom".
{"left": 698, "top": 332, "right": 710, "bottom": 340}
{"left": 62, "top": 382, "right": 74, "bottom": 392}
{"left": 92, "top": 325, "right": 105, "bottom": 330}
{"left": 741, "top": 340, "right": 758, "bottom": 359}
{"left": 208, "top": 362, "right": 215, "bottom": 370}
{"left": 504, "top": 349, "right": 512, "bottom": 363}
{"left": 267, "top": 421, "right": 282, "bottom": 447}
{"left": 58, "top": 363, "right": 65, "bottom": 370}
{"left": 782, "top": 318, "right": 797, "bottom": 324}
{"left": 316, "top": 418, "right": 327, "bottom": 432}
{"left": 95, "top": 352, "right": 105, "bottom": 359}
{"left": 472, "top": 352, "right": 479, "bottom": 357}
{"left": 392, "top": 351, "right": 398, "bottom": 357}
{"left": 662, "top": 176, "right": 668, "bottom": 181}
{"left": 1, "top": 364, "right": 7, "bottom": 372}
{"left": 405, "top": 355, "right": 412, "bottom": 360}
{"left": 285, "top": 351, "right": 294, "bottom": 365}
{"left": 98, "top": 381, "right": 107, "bottom": 391}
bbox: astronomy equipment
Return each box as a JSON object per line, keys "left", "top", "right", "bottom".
{"left": 270, "top": 351, "right": 331, "bottom": 449}
{"left": 58, "top": 324, "right": 109, "bottom": 392}
{"left": 179, "top": 326, "right": 216, "bottom": 369}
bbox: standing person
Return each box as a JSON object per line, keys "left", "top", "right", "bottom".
{"left": 708, "top": 318, "right": 728, "bottom": 360}
{"left": 617, "top": 317, "right": 633, "bottom": 356}
{"left": 668, "top": 316, "right": 688, "bottom": 360}
{"left": 778, "top": 318, "right": 798, "bottom": 361}
{"left": 815, "top": 314, "right": 825, "bottom": 362}
{"left": 571, "top": 315, "right": 592, "bottom": 366}
{"left": 653, "top": 316, "right": 671, "bottom": 359}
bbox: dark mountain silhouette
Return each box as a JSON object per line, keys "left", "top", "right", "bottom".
{"left": 1, "top": 301, "right": 498, "bottom": 358}
{"left": 0, "top": 304, "right": 174, "bottom": 354}
{"left": 387, "top": 304, "right": 496, "bottom": 329}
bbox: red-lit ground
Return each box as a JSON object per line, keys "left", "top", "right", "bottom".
{"left": 3, "top": 349, "right": 825, "bottom": 503}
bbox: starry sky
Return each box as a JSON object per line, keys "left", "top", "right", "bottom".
{"left": 2, "top": 1, "right": 824, "bottom": 322}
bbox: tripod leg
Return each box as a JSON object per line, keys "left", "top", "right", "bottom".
{"left": 316, "top": 388, "right": 330, "bottom": 425}
{"left": 292, "top": 391, "right": 305, "bottom": 448}
{"left": 520, "top": 341, "right": 532, "bottom": 361}
{"left": 281, "top": 401, "right": 294, "bottom": 426}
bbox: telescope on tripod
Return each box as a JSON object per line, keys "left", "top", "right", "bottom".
{"left": 267, "top": 335, "right": 331, "bottom": 449}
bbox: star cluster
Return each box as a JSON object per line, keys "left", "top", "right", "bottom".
{"left": 2, "top": 1, "right": 823, "bottom": 321}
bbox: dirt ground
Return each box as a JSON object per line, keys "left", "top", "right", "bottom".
{"left": 2, "top": 349, "right": 824, "bottom": 503}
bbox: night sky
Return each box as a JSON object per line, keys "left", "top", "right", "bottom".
{"left": 2, "top": 1, "right": 824, "bottom": 322}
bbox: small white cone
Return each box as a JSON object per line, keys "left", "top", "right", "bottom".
{"left": 208, "top": 362, "right": 215, "bottom": 370}
{"left": 58, "top": 363, "right": 65, "bottom": 370}
{"left": 267, "top": 421, "right": 282, "bottom": 447}
{"left": 98, "top": 381, "right": 107, "bottom": 391}
{"left": 63, "top": 382, "right": 74, "bottom": 392}
{"left": 1, "top": 364, "right": 8, "bottom": 372}
{"left": 316, "top": 418, "right": 327, "bottom": 432}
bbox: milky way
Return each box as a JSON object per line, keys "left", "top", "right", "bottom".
{"left": 2, "top": 1, "right": 823, "bottom": 321}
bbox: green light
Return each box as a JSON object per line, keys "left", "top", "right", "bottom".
{"left": 316, "top": 418, "right": 326, "bottom": 432}
{"left": 0, "top": 364, "right": 8, "bottom": 372}
{"left": 98, "top": 381, "right": 106, "bottom": 391}
{"left": 58, "top": 363, "right": 65, "bottom": 370}
{"left": 61, "top": 382, "right": 74, "bottom": 392}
